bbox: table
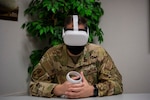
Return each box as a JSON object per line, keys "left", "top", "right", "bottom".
{"left": 0, "top": 93, "right": 150, "bottom": 100}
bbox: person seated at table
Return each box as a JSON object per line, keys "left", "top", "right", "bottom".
{"left": 29, "top": 15, "right": 123, "bottom": 99}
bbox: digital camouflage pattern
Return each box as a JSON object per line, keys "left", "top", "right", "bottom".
{"left": 29, "top": 43, "right": 123, "bottom": 97}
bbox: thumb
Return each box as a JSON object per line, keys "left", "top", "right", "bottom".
{"left": 80, "top": 71, "right": 86, "bottom": 82}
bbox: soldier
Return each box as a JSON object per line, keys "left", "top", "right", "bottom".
{"left": 29, "top": 15, "right": 123, "bottom": 99}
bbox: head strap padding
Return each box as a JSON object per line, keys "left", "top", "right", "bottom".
{"left": 73, "top": 15, "right": 78, "bottom": 31}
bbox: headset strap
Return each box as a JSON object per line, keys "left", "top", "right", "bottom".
{"left": 73, "top": 15, "right": 78, "bottom": 31}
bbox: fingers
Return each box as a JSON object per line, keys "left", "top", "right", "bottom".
{"left": 65, "top": 89, "right": 82, "bottom": 99}
{"left": 65, "top": 92, "right": 81, "bottom": 99}
{"left": 70, "top": 83, "right": 84, "bottom": 88}
{"left": 72, "top": 76, "right": 80, "bottom": 80}
{"left": 67, "top": 86, "right": 82, "bottom": 93}
{"left": 80, "top": 71, "right": 86, "bottom": 82}
{"left": 65, "top": 83, "right": 83, "bottom": 94}
{"left": 64, "top": 84, "right": 82, "bottom": 99}
{"left": 63, "top": 72, "right": 91, "bottom": 98}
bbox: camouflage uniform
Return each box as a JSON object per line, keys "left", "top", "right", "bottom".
{"left": 29, "top": 43, "right": 123, "bottom": 97}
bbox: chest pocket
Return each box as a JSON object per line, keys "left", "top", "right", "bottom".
{"left": 81, "top": 64, "right": 98, "bottom": 85}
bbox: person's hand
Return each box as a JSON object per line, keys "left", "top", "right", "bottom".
{"left": 53, "top": 81, "right": 72, "bottom": 96}
{"left": 53, "top": 75, "right": 83, "bottom": 96}
{"left": 64, "top": 72, "right": 94, "bottom": 98}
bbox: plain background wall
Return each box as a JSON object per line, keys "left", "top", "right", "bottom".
{"left": 0, "top": 0, "right": 33, "bottom": 95}
{"left": 0, "top": 0, "right": 149, "bottom": 96}
{"left": 100, "top": 0, "right": 150, "bottom": 93}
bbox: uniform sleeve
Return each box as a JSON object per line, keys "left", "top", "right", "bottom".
{"left": 96, "top": 50, "right": 123, "bottom": 96}
{"left": 29, "top": 51, "right": 57, "bottom": 98}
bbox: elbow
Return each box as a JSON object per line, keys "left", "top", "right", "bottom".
{"left": 114, "top": 82, "right": 123, "bottom": 95}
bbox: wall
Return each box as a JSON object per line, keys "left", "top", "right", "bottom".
{"left": 0, "top": 0, "right": 32, "bottom": 95}
{"left": 0, "top": 0, "right": 149, "bottom": 96}
{"left": 100, "top": 0, "right": 150, "bottom": 93}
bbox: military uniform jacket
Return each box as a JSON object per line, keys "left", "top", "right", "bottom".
{"left": 29, "top": 43, "right": 123, "bottom": 97}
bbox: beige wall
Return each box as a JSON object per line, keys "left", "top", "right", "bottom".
{"left": 100, "top": 0, "right": 150, "bottom": 93}
{"left": 0, "top": 0, "right": 31, "bottom": 95}
{"left": 0, "top": 0, "right": 149, "bottom": 96}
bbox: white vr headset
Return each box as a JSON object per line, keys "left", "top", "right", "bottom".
{"left": 62, "top": 15, "right": 89, "bottom": 46}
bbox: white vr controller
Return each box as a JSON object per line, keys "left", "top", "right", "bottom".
{"left": 62, "top": 15, "right": 89, "bottom": 46}
{"left": 61, "top": 71, "right": 82, "bottom": 98}
{"left": 66, "top": 71, "right": 82, "bottom": 84}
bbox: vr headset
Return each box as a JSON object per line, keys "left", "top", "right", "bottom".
{"left": 62, "top": 15, "right": 89, "bottom": 46}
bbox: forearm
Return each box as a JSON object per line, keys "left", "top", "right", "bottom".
{"left": 97, "top": 50, "right": 123, "bottom": 96}
{"left": 96, "top": 80, "right": 123, "bottom": 96}
{"left": 29, "top": 81, "right": 57, "bottom": 97}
